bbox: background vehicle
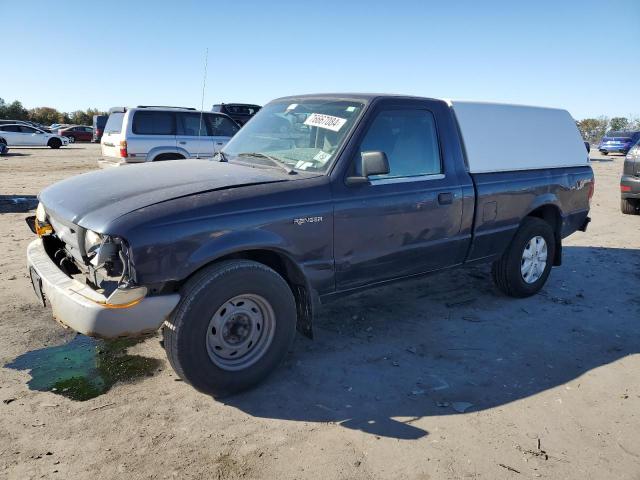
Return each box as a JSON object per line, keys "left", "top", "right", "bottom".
{"left": 212, "top": 103, "right": 261, "bottom": 125}
{"left": 621, "top": 138, "right": 640, "bottom": 214}
{"left": 58, "top": 125, "right": 93, "bottom": 142}
{"left": 99, "top": 106, "right": 240, "bottom": 166}
{"left": 0, "top": 119, "right": 30, "bottom": 126}
{"left": 599, "top": 131, "right": 640, "bottom": 155}
{"left": 92, "top": 115, "right": 108, "bottom": 142}
{"left": 0, "top": 123, "right": 68, "bottom": 148}
{"left": 28, "top": 94, "right": 593, "bottom": 396}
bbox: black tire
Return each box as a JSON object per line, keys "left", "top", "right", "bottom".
{"left": 491, "top": 217, "right": 556, "bottom": 298}
{"left": 67, "top": 136, "right": 75, "bottom": 143}
{"left": 621, "top": 198, "right": 639, "bottom": 215}
{"left": 153, "top": 153, "right": 184, "bottom": 161}
{"left": 163, "top": 260, "right": 297, "bottom": 397}
{"left": 601, "top": 151, "right": 608, "bottom": 156}
{"left": 48, "top": 138, "right": 62, "bottom": 149}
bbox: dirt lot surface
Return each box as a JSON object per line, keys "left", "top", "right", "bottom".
{"left": 0, "top": 144, "right": 639, "bottom": 479}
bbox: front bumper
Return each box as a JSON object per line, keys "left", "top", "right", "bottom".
{"left": 27, "top": 238, "right": 180, "bottom": 338}
{"left": 599, "top": 145, "right": 630, "bottom": 154}
{"left": 621, "top": 175, "right": 640, "bottom": 199}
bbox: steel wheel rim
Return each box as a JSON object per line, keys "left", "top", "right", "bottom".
{"left": 521, "top": 235, "right": 548, "bottom": 284}
{"left": 206, "top": 294, "right": 276, "bottom": 371}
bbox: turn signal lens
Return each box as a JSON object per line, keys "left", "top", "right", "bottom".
{"left": 104, "top": 286, "right": 148, "bottom": 308}
{"left": 35, "top": 218, "right": 53, "bottom": 237}
{"left": 119, "top": 140, "right": 128, "bottom": 158}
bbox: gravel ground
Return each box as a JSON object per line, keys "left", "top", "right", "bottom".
{"left": 0, "top": 144, "right": 639, "bottom": 480}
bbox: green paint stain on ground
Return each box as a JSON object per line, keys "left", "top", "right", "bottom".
{"left": 5, "top": 335, "right": 161, "bottom": 401}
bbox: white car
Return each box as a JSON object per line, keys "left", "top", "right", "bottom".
{"left": 99, "top": 106, "right": 240, "bottom": 166}
{"left": 0, "top": 124, "right": 69, "bottom": 149}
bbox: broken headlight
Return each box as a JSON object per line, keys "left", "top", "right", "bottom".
{"left": 83, "top": 230, "right": 122, "bottom": 273}
{"left": 84, "top": 229, "right": 103, "bottom": 258}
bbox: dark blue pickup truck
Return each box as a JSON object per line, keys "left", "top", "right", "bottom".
{"left": 26, "top": 94, "right": 594, "bottom": 395}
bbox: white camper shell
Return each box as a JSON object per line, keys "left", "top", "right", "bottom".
{"left": 447, "top": 101, "right": 588, "bottom": 174}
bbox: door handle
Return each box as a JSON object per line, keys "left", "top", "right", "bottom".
{"left": 438, "top": 192, "right": 453, "bottom": 205}
{"left": 179, "top": 141, "right": 186, "bottom": 145}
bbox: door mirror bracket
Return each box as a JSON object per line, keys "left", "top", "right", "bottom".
{"left": 345, "top": 151, "right": 390, "bottom": 186}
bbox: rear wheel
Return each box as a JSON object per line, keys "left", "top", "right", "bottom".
{"left": 163, "top": 260, "right": 297, "bottom": 397}
{"left": 621, "top": 198, "right": 639, "bottom": 215}
{"left": 47, "top": 138, "right": 62, "bottom": 149}
{"left": 67, "top": 136, "right": 75, "bottom": 143}
{"left": 491, "top": 217, "right": 556, "bottom": 298}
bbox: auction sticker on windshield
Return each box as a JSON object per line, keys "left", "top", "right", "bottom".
{"left": 304, "top": 113, "right": 347, "bottom": 132}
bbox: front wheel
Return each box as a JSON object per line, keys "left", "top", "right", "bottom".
{"left": 47, "top": 138, "right": 62, "bottom": 149}
{"left": 67, "top": 136, "right": 75, "bottom": 143}
{"left": 491, "top": 217, "right": 556, "bottom": 298}
{"left": 163, "top": 260, "right": 297, "bottom": 397}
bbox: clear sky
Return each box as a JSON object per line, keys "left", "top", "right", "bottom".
{"left": 3, "top": 0, "right": 638, "bottom": 119}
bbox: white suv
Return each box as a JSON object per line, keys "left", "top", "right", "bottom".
{"left": 99, "top": 106, "right": 240, "bottom": 167}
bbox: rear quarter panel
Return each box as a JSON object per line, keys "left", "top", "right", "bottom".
{"left": 467, "top": 166, "right": 593, "bottom": 262}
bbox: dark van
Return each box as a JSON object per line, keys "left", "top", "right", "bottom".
{"left": 92, "top": 115, "right": 108, "bottom": 143}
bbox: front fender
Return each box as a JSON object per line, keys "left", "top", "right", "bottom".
{"left": 187, "top": 229, "right": 293, "bottom": 276}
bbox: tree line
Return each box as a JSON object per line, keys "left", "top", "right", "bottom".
{"left": 1, "top": 96, "right": 638, "bottom": 144}
{"left": 577, "top": 116, "right": 640, "bottom": 145}
{"left": 0, "top": 98, "right": 107, "bottom": 127}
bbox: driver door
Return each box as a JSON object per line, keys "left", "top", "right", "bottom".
{"left": 19, "top": 126, "right": 44, "bottom": 145}
{"left": 332, "top": 100, "right": 466, "bottom": 290}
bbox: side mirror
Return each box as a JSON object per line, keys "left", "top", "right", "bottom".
{"left": 346, "top": 151, "right": 390, "bottom": 185}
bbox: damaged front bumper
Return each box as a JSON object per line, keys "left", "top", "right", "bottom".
{"left": 27, "top": 238, "right": 180, "bottom": 338}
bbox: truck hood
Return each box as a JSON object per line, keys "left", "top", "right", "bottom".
{"left": 39, "top": 160, "right": 288, "bottom": 230}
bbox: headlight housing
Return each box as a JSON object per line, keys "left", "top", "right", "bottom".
{"left": 84, "top": 229, "right": 103, "bottom": 258}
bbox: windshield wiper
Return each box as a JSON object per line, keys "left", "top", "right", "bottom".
{"left": 237, "top": 152, "right": 297, "bottom": 175}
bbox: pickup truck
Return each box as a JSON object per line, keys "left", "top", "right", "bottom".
{"left": 26, "top": 94, "right": 593, "bottom": 396}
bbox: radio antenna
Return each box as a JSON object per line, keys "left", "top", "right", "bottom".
{"left": 196, "top": 47, "right": 208, "bottom": 159}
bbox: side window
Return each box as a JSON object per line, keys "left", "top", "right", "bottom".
{"left": 19, "top": 126, "right": 37, "bottom": 133}
{"left": 178, "top": 113, "right": 210, "bottom": 136}
{"left": 4, "top": 125, "right": 21, "bottom": 132}
{"left": 132, "top": 111, "right": 175, "bottom": 135}
{"left": 208, "top": 114, "right": 239, "bottom": 137}
{"left": 358, "top": 109, "right": 442, "bottom": 179}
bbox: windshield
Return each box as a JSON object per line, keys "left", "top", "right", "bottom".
{"left": 222, "top": 99, "right": 365, "bottom": 173}
{"left": 605, "top": 131, "right": 632, "bottom": 139}
{"left": 104, "top": 112, "right": 124, "bottom": 134}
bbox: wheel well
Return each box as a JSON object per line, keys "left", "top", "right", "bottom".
{"left": 526, "top": 204, "right": 562, "bottom": 266}
{"left": 203, "top": 249, "right": 314, "bottom": 338}
{"left": 153, "top": 153, "right": 185, "bottom": 161}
